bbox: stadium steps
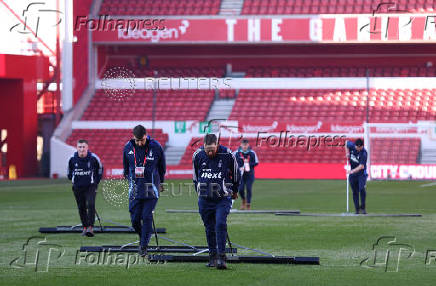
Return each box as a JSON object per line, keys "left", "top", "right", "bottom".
{"left": 165, "top": 146, "right": 187, "bottom": 165}
{"left": 219, "top": 0, "right": 244, "bottom": 15}
{"left": 91, "top": 0, "right": 103, "bottom": 16}
{"left": 420, "top": 149, "right": 436, "bottom": 164}
{"left": 206, "top": 99, "right": 236, "bottom": 121}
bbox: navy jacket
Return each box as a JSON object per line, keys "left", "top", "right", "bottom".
{"left": 347, "top": 141, "right": 368, "bottom": 177}
{"left": 67, "top": 151, "right": 103, "bottom": 189}
{"left": 123, "top": 136, "right": 166, "bottom": 199}
{"left": 192, "top": 145, "right": 240, "bottom": 200}
{"left": 234, "top": 147, "right": 259, "bottom": 176}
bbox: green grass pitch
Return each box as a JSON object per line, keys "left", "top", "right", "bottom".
{"left": 1, "top": 178, "right": 436, "bottom": 285}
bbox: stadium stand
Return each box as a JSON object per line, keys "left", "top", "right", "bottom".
{"left": 229, "top": 89, "right": 436, "bottom": 122}
{"left": 101, "top": 58, "right": 436, "bottom": 78}
{"left": 66, "top": 129, "right": 169, "bottom": 167}
{"left": 100, "top": 0, "right": 221, "bottom": 15}
{"left": 242, "top": 0, "right": 436, "bottom": 15}
{"left": 82, "top": 31, "right": 436, "bottom": 169}
{"left": 371, "top": 138, "right": 421, "bottom": 164}
{"left": 75, "top": 85, "right": 431, "bottom": 166}
{"left": 102, "top": 58, "right": 226, "bottom": 78}
{"left": 178, "top": 136, "right": 420, "bottom": 165}
{"left": 81, "top": 90, "right": 215, "bottom": 121}
{"left": 244, "top": 66, "right": 436, "bottom": 77}
{"left": 103, "top": 65, "right": 225, "bottom": 78}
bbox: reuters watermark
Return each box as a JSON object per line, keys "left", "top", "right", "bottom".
{"left": 100, "top": 66, "right": 233, "bottom": 98}
{"left": 101, "top": 181, "right": 237, "bottom": 206}
{"left": 143, "top": 77, "right": 232, "bottom": 90}
{"left": 101, "top": 66, "right": 136, "bottom": 101}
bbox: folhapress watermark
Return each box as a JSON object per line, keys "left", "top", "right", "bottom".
{"left": 74, "top": 15, "right": 166, "bottom": 32}
{"left": 9, "top": 236, "right": 65, "bottom": 272}
{"left": 9, "top": 236, "right": 167, "bottom": 272}
{"left": 9, "top": 2, "right": 62, "bottom": 38}
{"left": 360, "top": 236, "right": 415, "bottom": 272}
{"left": 188, "top": 119, "right": 347, "bottom": 152}
{"left": 75, "top": 250, "right": 166, "bottom": 269}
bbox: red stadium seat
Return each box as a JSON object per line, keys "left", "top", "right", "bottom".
{"left": 177, "top": 136, "right": 420, "bottom": 165}
{"left": 99, "top": 0, "right": 220, "bottom": 15}
{"left": 82, "top": 90, "right": 215, "bottom": 121}
{"left": 244, "top": 65, "right": 436, "bottom": 78}
{"left": 229, "top": 89, "right": 436, "bottom": 122}
{"left": 241, "top": 0, "right": 435, "bottom": 14}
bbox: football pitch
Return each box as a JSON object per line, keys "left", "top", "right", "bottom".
{"left": 0, "top": 179, "right": 435, "bottom": 285}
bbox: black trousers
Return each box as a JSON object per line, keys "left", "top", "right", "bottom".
{"left": 349, "top": 175, "right": 367, "bottom": 211}
{"left": 72, "top": 185, "right": 97, "bottom": 227}
{"left": 129, "top": 198, "right": 158, "bottom": 248}
{"left": 198, "top": 197, "right": 232, "bottom": 255}
{"left": 239, "top": 172, "right": 255, "bottom": 203}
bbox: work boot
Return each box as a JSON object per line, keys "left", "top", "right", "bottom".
{"left": 81, "top": 227, "right": 87, "bottom": 236}
{"left": 246, "top": 203, "right": 251, "bottom": 210}
{"left": 240, "top": 199, "right": 246, "bottom": 210}
{"left": 206, "top": 253, "right": 217, "bottom": 267}
{"left": 138, "top": 246, "right": 148, "bottom": 258}
{"left": 216, "top": 254, "right": 227, "bottom": 270}
{"left": 85, "top": 226, "right": 94, "bottom": 237}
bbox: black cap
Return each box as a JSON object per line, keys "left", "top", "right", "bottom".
{"left": 241, "top": 138, "right": 249, "bottom": 144}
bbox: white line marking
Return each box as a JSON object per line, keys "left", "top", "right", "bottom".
{"left": 420, "top": 182, "right": 436, "bottom": 187}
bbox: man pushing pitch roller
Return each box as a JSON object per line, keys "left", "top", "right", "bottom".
{"left": 345, "top": 138, "right": 368, "bottom": 214}
{"left": 193, "top": 134, "right": 240, "bottom": 269}
{"left": 123, "top": 125, "right": 166, "bottom": 257}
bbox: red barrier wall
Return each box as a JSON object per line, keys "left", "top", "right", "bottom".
{"left": 0, "top": 54, "right": 49, "bottom": 177}
{"left": 105, "top": 163, "right": 347, "bottom": 180}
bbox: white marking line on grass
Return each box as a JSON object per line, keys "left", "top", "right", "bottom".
{"left": 0, "top": 184, "right": 68, "bottom": 190}
{"left": 420, "top": 181, "right": 436, "bottom": 187}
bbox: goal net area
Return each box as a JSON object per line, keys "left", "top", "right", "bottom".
{"left": 364, "top": 122, "right": 436, "bottom": 180}
{"left": 202, "top": 120, "right": 436, "bottom": 181}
